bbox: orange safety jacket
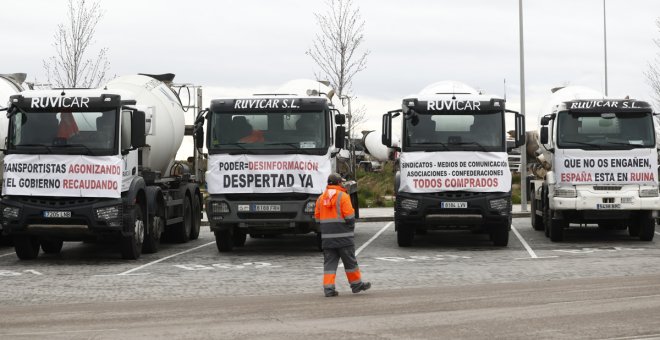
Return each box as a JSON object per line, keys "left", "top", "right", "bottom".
{"left": 315, "top": 184, "right": 356, "bottom": 249}
{"left": 239, "top": 130, "right": 265, "bottom": 143}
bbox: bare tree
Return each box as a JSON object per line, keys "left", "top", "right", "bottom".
{"left": 645, "top": 19, "right": 660, "bottom": 109}
{"left": 307, "top": 0, "right": 369, "bottom": 98}
{"left": 43, "top": 0, "right": 110, "bottom": 88}
{"left": 307, "top": 0, "right": 370, "bottom": 177}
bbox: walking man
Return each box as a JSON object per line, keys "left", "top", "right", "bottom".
{"left": 315, "top": 173, "right": 371, "bottom": 297}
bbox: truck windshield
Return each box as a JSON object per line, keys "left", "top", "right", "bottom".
{"left": 405, "top": 112, "right": 504, "bottom": 151}
{"left": 208, "top": 111, "right": 328, "bottom": 152}
{"left": 556, "top": 112, "right": 655, "bottom": 149}
{"left": 9, "top": 110, "right": 117, "bottom": 155}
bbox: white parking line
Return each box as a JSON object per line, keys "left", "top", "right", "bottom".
{"left": 355, "top": 222, "right": 393, "bottom": 256}
{"left": 0, "top": 252, "right": 15, "bottom": 258}
{"left": 116, "top": 241, "right": 215, "bottom": 276}
{"left": 655, "top": 231, "right": 660, "bottom": 236}
{"left": 511, "top": 225, "right": 538, "bottom": 259}
{"left": 1, "top": 328, "right": 119, "bottom": 337}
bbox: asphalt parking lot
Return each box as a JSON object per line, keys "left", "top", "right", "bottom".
{"left": 1, "top": 218, "right": 660, "bottom": 338}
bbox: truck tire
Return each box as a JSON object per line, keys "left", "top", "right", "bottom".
{"left": 233, "top": 229, "right": 247, "bottom": 247}
{"left": 172, "top": 199, "right": 192, "bottom": 243}
{"left": 490, "top": 222, "right": 510, "bottom": 247}
{"left": 142, "top": 208, "right": 164, "bottom": 254}
{"left": 628, "top": 223, "right": 641, "bottom": 237}
{"left": 350, "top": 192, "right": 360, "bottom": 219}
{"left": 189, "top": 195, "right": 202, "bottom": 240}
{"left": 41, "top": 239, "right": 63, "bottom": 254}
{"left": 120, "top": 204, "right": 145, "bottom": 260}
{"left": 638, "top": 211, "right": 656, "bottom": 241}
{"left": 14, "top": 235, "right": 40, "bottom": 260}
{"left": 542, "top": 199, "right": 551, "bottom": 238}
{"left": 396, "top": 218, "right": 414, "bottom": 247}
{"left": 215, "top": 229, "right": 233, "bottom": 252}
{"left": 549, "top": 217, "right": 566, "bottom": 242}
{"left": 531, "top": 197, "right": 544, "bottom": 231}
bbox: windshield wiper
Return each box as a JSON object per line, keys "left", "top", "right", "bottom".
{"left": 451, "top": 141, "right": 488, "bottom": 151}
{"left": 605, "top": 141, "right": 645, "bottom": 149}
{"left": 561, "top": 140, "right": 604, "bottom": 149}
{"left": 220, "top": 142, "right": 254, "bottom": 155}
{"left": 412, "top": 142, "right": 450, "bottom": 151}
{"left": 54, "top": 143, "right": 96, "bottom": 155}
{"left": 264, "top": 142, "right": 299, "bottom": 148}
{"left": 264, "top": 142, "right": 320, "bottom": 155}
{"left": 14, "top": 143, "right": 53, "bottom": 153}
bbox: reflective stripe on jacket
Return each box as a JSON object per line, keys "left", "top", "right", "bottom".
{"left": 315, "top": 184, "right": 356, "bottom": 249}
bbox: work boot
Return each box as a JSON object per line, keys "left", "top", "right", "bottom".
{"left": 352, "top": 282, "right": 371, "bottom": 294}
{"left": 325, "top": 290, "right": 339, "bottom": 297}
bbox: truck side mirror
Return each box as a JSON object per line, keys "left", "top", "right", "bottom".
{"left": 131, "top": 110, "right": 147, "bottom": 148}
{"left": 515, "top": 113, "right": 526, "bottom": 147}
{"left": 335, "top": 113, "right": 346, "bottom": 125}
{"left": 540, "top": 126, "right": 549, "bottom": 144}
{"left": 540, "top": 116, "right": 551, "bottom": 126}
{"left": 382, "top": 112, "right": 392, "bottom": 147}
{"left": 194, "top": 125, "right": 204, "bottom": 148}
{"left": 335, "top": 126, "right": 345, "bottom": 149}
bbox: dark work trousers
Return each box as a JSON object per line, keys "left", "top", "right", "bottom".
{"left": 323, "top": 245, "right": 363, "bottom": 294}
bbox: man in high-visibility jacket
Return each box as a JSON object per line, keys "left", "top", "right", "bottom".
{"left": 315, "top": 173, "right": 371, "bottom": 297}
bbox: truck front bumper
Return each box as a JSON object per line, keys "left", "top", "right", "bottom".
{"left": 395, "top": 191, "right": 511, "bottom": 230}
{"left": 206, "top": 195, "right": 319, "bottom": 233}
{"left": 1, "top": 196, "right": 125, "bottom": 238}
{"left": 551, "top": 194, "right": 660, "bottom": 211}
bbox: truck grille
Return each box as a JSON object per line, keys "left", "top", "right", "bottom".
{"left": 15, "top": 197, "right": 99, "bottom": 207}
{"left": 593, "top": 185, "right": 622, "bottom": 191}
{"left": 225, "top": 193, "right": 311, "bottom": 201}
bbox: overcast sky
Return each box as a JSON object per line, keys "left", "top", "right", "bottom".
{"left": 4, "top": 0, "right": 660, "bottom": 136}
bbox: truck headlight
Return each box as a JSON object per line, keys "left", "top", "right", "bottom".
{"left": 489, "top": 198, "right": 509, "bottom": 211}
{"left": 304, "top": 201, "right": 316, "bottom": 213}
{"left": 640, "top": 187, "right": 659, "bottom": 197}
{"left": 400, "top": 198, "right": 419, "bottom": 210}
{"left": 554, "top": 187, "right": 577, "bottom": 198}
{"left": 211, "top": 201, "right": 230, "bottom": 214}
{"left": 2, "top": 206, "right": 20, "bottom": 219}
{"left": 95, "top": 206, "right": 121, "bottom": 220}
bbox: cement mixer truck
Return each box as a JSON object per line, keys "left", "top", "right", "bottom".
{"left": 528, "top": 86, "right": 659, "bottom": 241}
{"left": 0, "top": 73, "right": 29, "bottom": 245}
{"left": 0, "top": 74, "right": 203, "bottom": 259}
{"left": 382, "top": 81, "right": 525, "bottom": 247}
{"left": 198, "top": 79, "right": 356, "bottom": 252}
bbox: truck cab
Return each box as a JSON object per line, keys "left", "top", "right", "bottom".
{"left": 203, "top": 89, "right": 354, "bottom": 252}
{"left": 532, "top": 99, "right": 659, "bottom": 241}
{"left": 382, "top": 82, "right": 524, "bottom": 247}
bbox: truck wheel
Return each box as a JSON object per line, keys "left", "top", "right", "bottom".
{"left": 530, "top": 198, "right": 544, "bottom": 231}
{"left": 490, "top": 222, "right": 510, "bottom": 247}
{"left": 316, "top": 232, "right": 323, "bottom": 251}
{"left": 41, "top": 239, "right": 63, "bottom": 254}
{"left": 543, "top": 204, "right": 551, "bottom": 238}
{"left": 189, "top": 195, "right": 202, "bottom": 240}
{"left": 638, "top": 211, "right": 656, "bottom": 241}
{"left": 14, "top": 235, "right": 40, "bottom": 260}
{"left": 142, "top": 208, "right": 164, "bottom": 254}
{"left": 396, "top": 218, "right": 414, "bottom": 247}
{"left": 120, "top": 204, "right": 145, "bottom": 260}
{"left": 233, "top": 229, "right": 247, "bottom": 247}
{"left": 172, "top": 199, "right": 192, "bottom": 243}
{"left": 549, "top": 218, "right": 566, "bottom": 242}
{"left": 628, "top": 223, "right": 641, "bottom": 237}
{"left": 215, "top": 229, "right": 233, "bottom": 252}
{"left": 350, "top": 192, "right": 360, "bottom": 219}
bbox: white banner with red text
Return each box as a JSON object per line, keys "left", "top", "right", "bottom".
{"left": 554, "top": 149, "right": 658, "bottom": 185}
{"left": 2, "top": 154, "right": 123, "bottom": 198}
{"left": 399, "top": 151, "right": 511, "bottom": 193}
{"left": 206, "top": 154, "right": 332, "bottom": 194}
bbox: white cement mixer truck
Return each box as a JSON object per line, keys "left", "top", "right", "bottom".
{"left": 529, "top": 86, "right": 659, "bottom": 242}
{"left": 381, "top": 81, "right": 525, "bottom": 247}
{"left": 0, "top": 74, "right": 203, "bottom": 259}
{"left": 198, "top": 79, "right": 356, "bottom": 252}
